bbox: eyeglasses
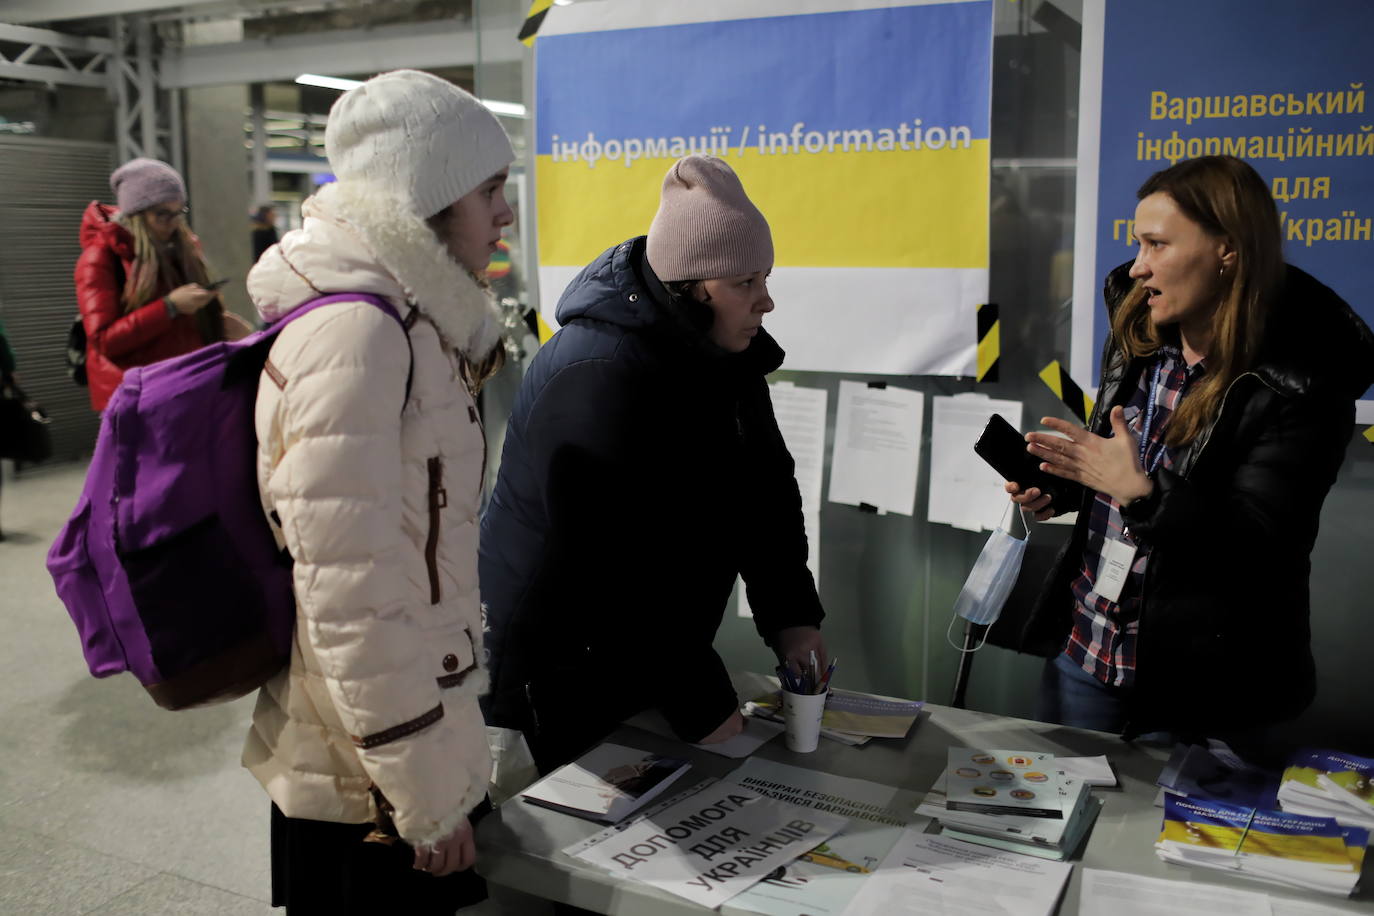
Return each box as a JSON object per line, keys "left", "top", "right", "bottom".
{"left": 148, "top": 205, "right": 189, "bottom": 224}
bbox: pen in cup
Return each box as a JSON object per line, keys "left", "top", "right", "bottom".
{"left": 817, "top": 657, "right": 838, "bottom": 694}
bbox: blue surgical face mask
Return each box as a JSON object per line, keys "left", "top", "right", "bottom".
{"left": 947, "top": 504, "right": 1029, "bottom": 652}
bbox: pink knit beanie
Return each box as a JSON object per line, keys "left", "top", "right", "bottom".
{"left": 110, "top": 158, "right": 186, "bottom": 215}
{"left": 646, "top": 155, "right": 773, "bottom": 282}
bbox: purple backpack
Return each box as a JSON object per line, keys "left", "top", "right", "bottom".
{"left": 46, "top": 294, "right": 408, "bottom": 710}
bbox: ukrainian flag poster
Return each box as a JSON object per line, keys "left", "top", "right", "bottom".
{"left": 532, "top": 0, "right": 993, "bottom": 376}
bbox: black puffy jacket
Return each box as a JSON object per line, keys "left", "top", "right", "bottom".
{"left": 1020, "top": 263, "right": 1374, "bottom": 738}
{"left": 480, "top": 236, "right": 823, "bottom": 757}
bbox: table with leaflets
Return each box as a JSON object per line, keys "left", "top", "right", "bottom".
{"left": 474, "top": 672, "right": 1373, "bottom": 915}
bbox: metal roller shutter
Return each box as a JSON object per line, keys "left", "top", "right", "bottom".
{"left": 0, "top": 136, "right": 114, "bottom": 464}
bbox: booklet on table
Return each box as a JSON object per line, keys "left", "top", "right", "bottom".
{"left": 1277, "top": 747, "right": 1374, "bottom": 831}
{"left": 943, "top": 748, "right": 1065, "bottom": 819}
{"left": 918, "top": 762, "right": 1100, "bottom": 860}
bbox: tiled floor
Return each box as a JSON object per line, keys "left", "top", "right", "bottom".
{"left": 0, "top": 461, "right": 550, "bottom": 915}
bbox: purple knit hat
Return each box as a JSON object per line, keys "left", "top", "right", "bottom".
{"left": 646, "top": 155, "right": 773, "bottom": 282}
{"left": 110, "top": 158, "right": 186, "bottom": 216}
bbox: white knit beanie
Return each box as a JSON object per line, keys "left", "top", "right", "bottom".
{"left": 324, "top": 69, "right": 514, "bottom": 218}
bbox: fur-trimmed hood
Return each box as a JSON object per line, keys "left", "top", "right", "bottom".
{"left": 246, "top": 180, "right": 501, "bottom": 359}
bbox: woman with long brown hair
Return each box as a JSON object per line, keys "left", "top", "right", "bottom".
{"left": 75, "top": 157, "right": 245, "bottom": 411}
{"left": 1005, "top": 156, "right": 1373, "bottom": 748}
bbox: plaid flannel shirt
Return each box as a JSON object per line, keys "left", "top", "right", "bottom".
{"left": 1063, "top": 345, "right": 1205, "bottom": 688}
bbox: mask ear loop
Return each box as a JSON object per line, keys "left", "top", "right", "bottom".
{"left": 946, "top": 503, "right": 1030, "bottom": 654}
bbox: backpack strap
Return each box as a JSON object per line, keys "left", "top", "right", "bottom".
{"left": 224, "top": 293, "right": 415, "bottom": 405}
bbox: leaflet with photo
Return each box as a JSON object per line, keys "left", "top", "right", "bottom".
{"left": 520, "top": 742, "right": 690, "bottom": 824}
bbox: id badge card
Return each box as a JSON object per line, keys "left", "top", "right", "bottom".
{"left": 1095, "top": 537, "right": 1137, "bottom": 604}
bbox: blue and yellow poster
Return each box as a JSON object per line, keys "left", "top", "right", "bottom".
{"left": 534, "top": 0, "right": 993, "bottom": 375}
{"left": 1073, "top": 0, "right": 1374, "bottom": 413}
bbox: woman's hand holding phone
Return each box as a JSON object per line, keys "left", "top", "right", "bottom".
{"left": 167, "top": 283, "right": 216, "bottom": 314}
{"left": 1005, "top": 480, "right": 1055, "bottom": 521}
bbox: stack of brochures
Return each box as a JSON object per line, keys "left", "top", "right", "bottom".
{"left": 913, "top": 748, "right": 1102, "bottom": 861}
{"left": 520, "top": 742, "right": 691, "bottom": 824}
{"left": 1276, "top": 748, "right": 1374, "bottom": 832}
{"left": 742, "top": 686, "right": 923, "bottom": 746}
{"left": 1155, "top": 791, "right": 1367, "bottom": 896}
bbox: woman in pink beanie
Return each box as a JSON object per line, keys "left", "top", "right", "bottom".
{"left": 74, "top": 157, "right": 244, "bottom": 411}
{"left": 482, "top": 155, "right": 828, "bottom": 774}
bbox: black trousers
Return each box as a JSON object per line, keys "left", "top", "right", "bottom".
{"left": 270, "top": 799, "right": 491, "bottom": 915}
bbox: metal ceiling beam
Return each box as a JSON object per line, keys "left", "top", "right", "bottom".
{"left": 159, "top": 15, "right": 522, "bottom": 89}
{"left": 0, "top": 22, "right": 114, "bottom": 88}
{"left": 0, "top": 0, "right": 225, "bottom": 26}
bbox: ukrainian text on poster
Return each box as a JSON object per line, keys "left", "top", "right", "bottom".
{"left": 1074, "top": 0, "right": 1373, "bottom": 406}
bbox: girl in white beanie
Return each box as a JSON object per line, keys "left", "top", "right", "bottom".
{"left": 242, "top": 69, "right": 512, "bottom": 913}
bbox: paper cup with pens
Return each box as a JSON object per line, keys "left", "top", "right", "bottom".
{"left": 778, "top": 653, "right": 835, "bottom": 753}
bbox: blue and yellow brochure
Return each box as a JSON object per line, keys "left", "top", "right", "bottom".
{"left": 1277, "top": 748, "right": 1374, "bottom": 831}
{"left": 1156, "top": 792, "right": 1366, "bottom": 896}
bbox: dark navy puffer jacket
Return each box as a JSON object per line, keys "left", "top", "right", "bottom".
{"left": 480, "top": 237, "right": 823, "bottom": 758}
{"left": 1021, "top": 263, "right": 1374, "bottom": 739}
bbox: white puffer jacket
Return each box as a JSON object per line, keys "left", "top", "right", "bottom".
{"left": 241, "top": 180, "right": 501, "bottom": 846}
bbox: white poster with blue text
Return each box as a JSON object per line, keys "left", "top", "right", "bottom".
{"left": 1073, "top": 0, "right": 1374, "bottom": 416}
{"left": 534, "top": 0, "right": 993, "bottom": 376}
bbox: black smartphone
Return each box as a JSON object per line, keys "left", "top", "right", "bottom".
{"left": 204, "top": 278, "right": 229, "bottom": 291}
{"left": 973, "top": 413, "right": 1062, "bottom": 505}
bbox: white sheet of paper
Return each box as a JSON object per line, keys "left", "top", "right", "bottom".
{"left": 928, "top": 394, "right": 1024, "bottom": 531}
{"left": 691, "top": 718, "right": 786, "bottom": 758}
{"left": 1078, "top": 869, "right": 1271, "bottom": 916}
{"left": 840, "top": 829, "right": 1072, "bottom": 916}
{"left": 740, "top": 383, "right": 826, "bottom": 618}
{"left": 1055, "top": 756, "right": 1117, "bottom": 787}
{"left": 573, "top": 783, "right": 849, "bottom": 909}
{"left": 769, "top": 382, "right": 827, "bottom": 509}
{"left": 827, "top": 381, "right": 924, "bottom": 516}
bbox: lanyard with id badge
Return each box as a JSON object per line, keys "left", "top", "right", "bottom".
{"left": 1096, "top": 362, "right": 1167, "bottom": 605}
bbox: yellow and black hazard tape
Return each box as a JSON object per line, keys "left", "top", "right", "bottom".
{"left": 976, "top": 302, "right": 999, "bottom": 383}
{"left": 1039, "top": 360, "right": 1093, "bottom": 425}
{"left": 518, "top": 0, "right": 553, "bottom": 46}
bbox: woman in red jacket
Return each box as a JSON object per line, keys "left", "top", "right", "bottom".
{"left": 74, "top": 157, "right": 241, "bottom": 411}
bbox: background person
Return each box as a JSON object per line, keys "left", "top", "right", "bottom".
{"left": 242, "top": 70, "right": 511, "bottom": 913}
{"left": 1006, "top": 156, "right": 1374, "bottom": 749}
{"left": 74, "top": 157, "right": 246, "bottom": 412}
{"left": 251, "top": 204, "right": 279, "bottom": 262}
{"left": 480, "top": 155, "right": 826, "bottom": 773}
